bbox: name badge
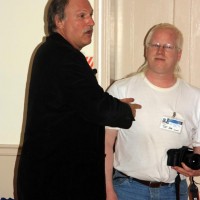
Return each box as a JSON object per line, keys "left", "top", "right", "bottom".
{"left": 160, "top": 116, "right": 183, "bottom": 133}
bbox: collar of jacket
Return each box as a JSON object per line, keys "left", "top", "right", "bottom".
{"left": 46, "top": 32, "right": 79, "bottom": 53}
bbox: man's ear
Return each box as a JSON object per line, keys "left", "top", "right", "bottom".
{"left": 177, "top": 50, "right": 182, "bottom": 61}
{"left": 144, "top": 48, "right": 148, "bottom": 60}
{"left": 55, "top": 15, "right": 64, "bottom": 29}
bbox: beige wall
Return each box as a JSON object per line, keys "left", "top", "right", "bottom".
{"left": 0, "top": 0, "right": 47, "bottom": 145}
{"left": 0, "top": 145, "right": 19, "bottom": 199}
{"left": 0, "top": 1, "right": 47, "bottom": 196}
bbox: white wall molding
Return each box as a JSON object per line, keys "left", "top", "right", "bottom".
{"left": 94, "top": 0, "right": 114, "bottom": 90}
{"left": 0, "top": 144, "right": 21, "bottom": 156}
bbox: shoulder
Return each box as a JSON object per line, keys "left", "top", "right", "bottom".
{"left": 179, "top": 79, "right": 200, "bottom": 99}
{"left": 180, "top": 79, "right": 200, "bottom": 92}
{"left": 111, "top": 73, "right": 143, "bottom": 88}
{"left": 35, "top": 34, "right": 86, "bottom": 67}
{"left": 106, "top": 73, "right": 143, "bottom": 96}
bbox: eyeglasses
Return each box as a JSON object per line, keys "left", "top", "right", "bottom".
{"left": 147, "top": 43, "right": 180, "bottom": 52}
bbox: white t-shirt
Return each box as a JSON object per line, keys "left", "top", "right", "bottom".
{"left": 107, "top": 72, "right": 200, "bottom": 183}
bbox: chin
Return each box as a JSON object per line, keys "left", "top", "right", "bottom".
{"left": 85, "top": 40, "right": 92, "bottom": 45}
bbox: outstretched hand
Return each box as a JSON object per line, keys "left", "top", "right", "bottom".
{"left": 120, "top": 98, "right": 142, "bottom": 118}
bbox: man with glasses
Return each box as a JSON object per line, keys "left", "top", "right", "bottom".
{"left": 105, "top": 23, "right": 200, "bottom": 200}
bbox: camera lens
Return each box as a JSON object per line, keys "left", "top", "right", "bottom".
{"left": 184, "top": 154, "right": 200, "bottom": 170}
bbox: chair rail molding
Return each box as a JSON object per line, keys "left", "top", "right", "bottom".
{"left": 0, "top": 144, "right": 21, "bottom": 156}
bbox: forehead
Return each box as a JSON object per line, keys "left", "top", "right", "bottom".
{"left": 151, "top": 28, "right": 177, "bottom": 42}
{"left": 66, "top": 0, "right": 93, "bottom": 13}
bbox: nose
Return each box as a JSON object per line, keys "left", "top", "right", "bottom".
{"left": 86, "top": 15, "right": 95, "bottom": 26}
{"left": 156, "top": 46, "right": 165, "bottom": 54}
{"left": 89, "top": 17, "right": 95, "bottom": 26}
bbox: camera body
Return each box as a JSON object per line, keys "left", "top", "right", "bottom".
{"left": 167, "top": 146, "right": 200, "bottom": 170}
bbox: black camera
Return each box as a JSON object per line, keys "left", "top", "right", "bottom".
{"left": 167, "top": 146, "right": 200, "bottom": 170}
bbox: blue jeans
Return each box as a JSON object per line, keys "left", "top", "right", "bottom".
{"left": 113, "top": 170, "right": 188, "bottom": 200}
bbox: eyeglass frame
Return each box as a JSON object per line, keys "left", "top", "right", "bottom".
{"left": 147, "top": 43, "right": 181, "bottom": 52}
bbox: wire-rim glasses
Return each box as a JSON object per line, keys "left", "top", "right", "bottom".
{"left": 147, "top": 43, "right": 180, "bottom": 52}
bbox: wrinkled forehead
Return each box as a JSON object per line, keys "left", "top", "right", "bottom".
{"left": 66, "top": 0, "right": 93, "bottom": 12}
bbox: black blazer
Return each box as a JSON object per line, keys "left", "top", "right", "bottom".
{"left": 17, "top": 33, "right": 134, "bottom": 200}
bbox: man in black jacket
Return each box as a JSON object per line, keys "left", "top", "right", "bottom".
{"left": 17, "top": 0, "right": 141, "bottom": 199}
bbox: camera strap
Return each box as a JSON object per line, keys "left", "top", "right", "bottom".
{"left": 176, "top": 174, "right": 199, "bottom": 200}
{"left": 175, "top": 172, "right": 181, "bottom": 200}
{"left": 190, "top": 177, "right": 199, "bottom": 200}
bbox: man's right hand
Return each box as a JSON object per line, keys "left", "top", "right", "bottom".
{"left": 120, "top": 98, "right": 142, "bottom": 118}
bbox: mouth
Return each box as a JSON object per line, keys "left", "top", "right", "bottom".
{"left": 83, "top": 28, "right": 93, "bottom": 35}
{"left": 86, "top": 30, "right": 93, "bottom": 35}
{"left": 154, "top": 57, "right": 165, "bottom": 61}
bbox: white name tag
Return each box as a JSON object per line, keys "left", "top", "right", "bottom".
{"left": 160, "top": 116, "right": 183, "bottom": 133}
